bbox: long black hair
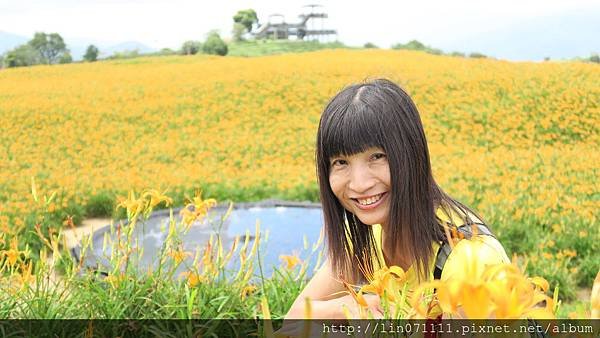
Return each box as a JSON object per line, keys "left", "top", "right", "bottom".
{"left": 316, "top": 78, "right": 485, "bottom": 283}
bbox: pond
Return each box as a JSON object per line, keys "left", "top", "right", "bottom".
{"left": 71, "top": 200, "right": 325, "bottom": 278}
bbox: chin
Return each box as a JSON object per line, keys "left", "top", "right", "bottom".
{"left": 356, "top": 215, "right": 385, "bottom": 226}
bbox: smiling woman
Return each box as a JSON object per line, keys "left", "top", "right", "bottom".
{"left": 285, "top": 78, "right": 510, "bottom": 320}
{"left": 328, "top": 148, "right": 391, "bottom": 229}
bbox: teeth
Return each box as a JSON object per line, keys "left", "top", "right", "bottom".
{"left": 358, "top": 193, "right": 382, "bottom": 205}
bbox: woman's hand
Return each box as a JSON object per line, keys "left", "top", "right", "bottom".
{"left": 336, "top": 293, "right": 383, "bottom": 319}
{"left": 284, "top": 261, "right": 384, "bottom": 319}
{"left": 278, "top": 294, "right": 383, "bottom": 338}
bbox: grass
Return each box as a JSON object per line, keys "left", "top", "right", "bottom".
{"left": 228, "top": 39, "right": 351, "bottom": 57}
{"left": 0, "top": 192, "right": 319, "bottom": 335}
{"left": 557, "top": 298, "right": 592, "bottom": 319}
{"left": 85, "top": 191, "right": 116, "bottom": 218}
{"left": 2, "top": 190, "right": 593, "bottom": 321}
{"left": 0, "top": 188, "right": 596, "bottom": 337}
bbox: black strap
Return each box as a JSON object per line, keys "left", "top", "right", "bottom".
{"left": 433, "top": 222, "right": 494, "bottom": 279}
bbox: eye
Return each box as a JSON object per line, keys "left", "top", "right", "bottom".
{"left": 330, "top": 159, "right": 347, "bottom": 168}
{"left": 371, "top": 152, "right": 387, "bottom": 161}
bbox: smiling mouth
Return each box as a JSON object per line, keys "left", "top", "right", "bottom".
{"left": 352, "top": 192, "right": 386, "bottom": 206}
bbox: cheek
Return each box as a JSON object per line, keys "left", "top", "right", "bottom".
{"left": 328, "top": 174, "right": 343, "bottom": 198}
{"left": 382, "top": 164, "right": 392, "bottom": 187}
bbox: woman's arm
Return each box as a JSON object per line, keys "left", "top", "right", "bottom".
{"left": 285, "top": 260, "right": 346, "bottom": 319}
{"left": 285, "top": 260, "right": 382, "bottom": 319}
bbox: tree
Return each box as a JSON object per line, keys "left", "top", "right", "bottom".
{"left": 363, "top": 42, "right": 378, "bottom": 49}
{"left": 590, "top": 54, "right": 600, "bottom": 63}
{"left": 181, "top": 40, "right": 201, "bottom": 55}
{"left": 232, "top": 22, "right": 247, "bottom": 42}
{"left": 233, "top": 9, "right": 258, "bottom": 33}
{"left": 202, "top": 31, "right": 228, "bottom": 56}
{"left": 84, "top": 45, "right": 99, "bottom": 62}
{"left": 429, "top": 48, "right": 443, "bottom": 55}
{"left": 158, "top": 48, "right": 177, "bottom": 56}
{"left": 404, "top": 40, "right": 426, "bottom": 50}
{"left": 28, "top": 32, "right": 68, "bottom": 64}
{"left": 392, "top": 40, "right": 426, "bottom": 51}
{"left": 3, "top": 44, "right": 42, "bottom": 67}
{"left": 58, "top": 51, "right": 72, "bottom": 64}
{"left": 109, "top": 49, "right": 139, "bottom": 59}
{"left": 469, "top": 52, "right": 487, "bottom": 58}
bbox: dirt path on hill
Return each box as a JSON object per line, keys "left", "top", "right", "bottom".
{"left": 61, "top": 218, "right": 112, "bottom": 249}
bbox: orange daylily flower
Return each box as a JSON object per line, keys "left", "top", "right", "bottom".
{"left": 143, "top": 189, "right": 173, "bottom": 209}
{"left": 180, "top": 271, "right": 205, "bottom": 287}
{"left": 168, "top": 247, "right": 191, "bottom": 265}
{"left": 412, "top": 240, "right": 556, "bottom": 319}
{"left": 279, "top": 254, "right": 301, "bottom": 270}
{"left": 360, "top": 266, "right": 407, "bottom": 302}
{"left": 1, "top": 237, "right": 26, "bottom": 268}
{"left": 180, "top": 190, "right": 217, "bottom": 226}
{"left": 240, "top": 285, "right": 257, "bottom": 300}
{"left": 341, "top": 280, "right": 368, "bottom": 308}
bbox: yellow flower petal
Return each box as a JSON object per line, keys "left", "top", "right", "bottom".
{"left": 460, "top": 283, "right": 492, "bottom": 318}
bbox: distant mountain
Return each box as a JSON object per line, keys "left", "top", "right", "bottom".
{"left": 100, "top": 41, "right": 157, "bottom": 58}
{"left": 0, "top": 31, "right": 28, "bottom": 54}
{"left": 1, "top": 32, "right": 158, "bottom": 60}
{"left": 63, "top": 39, "right": 158, "bottom": 60}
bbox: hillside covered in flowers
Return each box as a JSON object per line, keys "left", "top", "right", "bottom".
{"left": 0, "top": 50, "right": 598, "bottom": 301}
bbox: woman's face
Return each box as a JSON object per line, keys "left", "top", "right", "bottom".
{"left": 328, "top": 146, "right": 391, "bottom": 228}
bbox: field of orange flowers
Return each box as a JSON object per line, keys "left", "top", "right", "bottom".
{"left": 0, "top": 50, "right": 598, "bottom": 302}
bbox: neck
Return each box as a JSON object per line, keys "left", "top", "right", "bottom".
{"left": 381, "top": 232, "right": 413, "bottom": 271}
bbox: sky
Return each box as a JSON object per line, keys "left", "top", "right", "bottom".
{"left": 1, "top": 0, "right": 599, "bottom": 61}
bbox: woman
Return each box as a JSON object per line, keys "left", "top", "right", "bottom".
{"left": 285, "top": 78, "right": 509, "bottom": 319}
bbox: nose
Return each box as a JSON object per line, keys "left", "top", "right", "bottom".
{"left": 347, "top": 162, "right": 376, "bottom": 194}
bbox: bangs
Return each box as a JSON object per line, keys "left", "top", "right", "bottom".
{"left": 321, "top": 103, "right": 386, "bottom": 162}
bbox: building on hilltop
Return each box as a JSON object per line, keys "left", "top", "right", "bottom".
{"left": 252, "top": 4, "right": 337, "bottom": 42}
